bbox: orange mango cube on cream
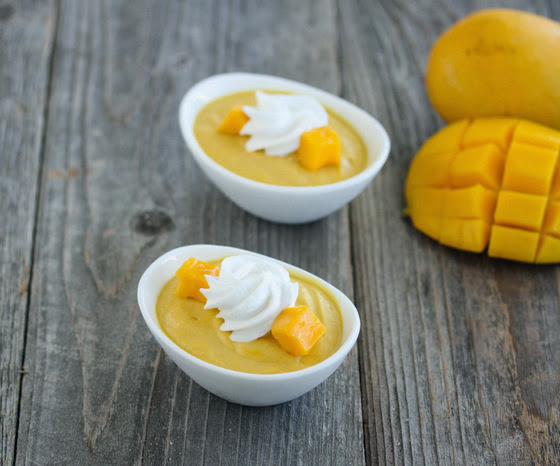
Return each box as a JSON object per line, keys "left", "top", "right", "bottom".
{"left": 218, "top": 106, "right": 250, "bottom": 135}
{"left": 405, "top": 117, "right": 560, "bottom": 263}
{"left": 271, "top": 305, "right": 326, "bottom": 356}
{"left": 175, "top": 258, "right": 220, "bottom": 303}
{"left": 297, "top": 126, "right": 341, "bottom": 171}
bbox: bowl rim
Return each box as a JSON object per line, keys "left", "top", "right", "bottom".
{"left": 178, "top": 72, "right": 391, "bottom": 194}
{"left": 137, "top": 244, "right": 361, "bottom": 381}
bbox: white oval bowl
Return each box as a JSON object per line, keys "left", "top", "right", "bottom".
{"left": 178, "top": 73, "right": 391, "bottom": 224}
{"left": 137, "top": 244, "right": 361, "bottom": 406}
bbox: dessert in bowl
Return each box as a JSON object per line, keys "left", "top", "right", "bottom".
{"left": 137, "top": 244, "right": 360, "bottom": 406}
{"left": 178, "top": 73, "right": 391, "bottom": 223}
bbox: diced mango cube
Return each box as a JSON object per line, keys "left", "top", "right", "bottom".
{"left": 493, "top": 191, "right": 548, "bottom": 231}
{"left": 175, "top": 258, "right": 220, "bottom": 303}
{"left": 442, "top": 185, "right": 497, "bottom": 223}
{"left": 536, "top": 235, "right": 560, "bottom": 263}
{"left": 439, "top": 218, "right": 491, "bottom": 253}
{"left": 297, "top": 126, "right": 341, "bottom": 171}
{"left": 501, "top": 141, "right": 558, "bottom": 195}
{"left": 411, "top": 215, "right": 442, "bottom": 242}
{"left": 407, "top": 188, "right": 445, "bottom": 217}
{"left": 514, "top": 120, "right": 560, "bottom": 151}
{"left": 449, "top": 143, "right": 505, "bottom": 190}
{"left": 271, "top": 305, "right": 326, "bottom": 356}
{"left": 405, "top": 151, "right": 455, "bottom": 196}
{"left": 218, "top": 106, "right": 249, "bottom": 135}
{"left": 461, "top": 118, "right": 517, "bottom": 152}
{"left": 488, "top": 225, "right": 539, "bottom": 262}
{"left": 543, "top": 201, "right": 560, "bottom": 237}
{"left": 416, "top": 119, "right": 469, "bottom": 157}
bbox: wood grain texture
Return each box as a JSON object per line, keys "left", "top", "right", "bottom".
{"left": 0, "top": 1, "right": 56, "bottom": 464}
{"left": 6, "top": 0, "right": 560, "bottom": 464}
{"left": 341, "top": 0, "right": 560, "bottom": 464}
{"left": 16, "top": 0, "right": 363, "bottom": 464}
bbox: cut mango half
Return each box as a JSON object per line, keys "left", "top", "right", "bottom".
{"left": 405, "top": 117, "right": 560, "bottom": 263}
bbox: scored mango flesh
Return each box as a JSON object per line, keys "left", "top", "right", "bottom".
{"left": 298, "top": 126, "right": 341, "bottom": 172}
{"left": 405, "top": 118, "right": 560, "bottom": 263}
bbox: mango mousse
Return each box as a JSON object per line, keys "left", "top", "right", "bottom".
{"left": 193, "top": 90, "right": 368, "bottom": 186}
{"left": 156, "top": 255, "right": 343, "bottom": 374}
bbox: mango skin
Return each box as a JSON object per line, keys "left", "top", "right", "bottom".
{"left": 426, "top": 9, "right": 560, "bottom": 130}
{"left": 405, "top": 117, "right": 560, "bottom": 263}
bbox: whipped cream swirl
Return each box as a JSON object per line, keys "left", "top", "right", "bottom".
{"left": 240, "top": 91, "right": 328, "bottom": 156}
{"left": 201, "top": 255, "right": 299, "bottom": 342}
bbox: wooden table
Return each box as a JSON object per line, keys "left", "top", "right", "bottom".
{"left": 2, "top": 0, "right": 559, "bottom": 464}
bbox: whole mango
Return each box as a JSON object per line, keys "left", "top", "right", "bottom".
{"left": 405, "top": 118, "right": 560, "bottom": 263}
{"left": 426, "top": 9, "right": 560, "bottom": 130}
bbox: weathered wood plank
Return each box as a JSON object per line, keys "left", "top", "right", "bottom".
{"left": 0, "top": 1, "right": 56, "bottom": 464}
{"left": 17, "top": 0, "right": 363, "bottom": 464}
{"left": 341, "top": 0, "right": 560, "bottom": 464}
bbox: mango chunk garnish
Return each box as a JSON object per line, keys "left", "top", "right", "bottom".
{"left": 218, "top": 106, "right": 250, "bottom": 135}
{"left": 271, "top": 305, "right": 326, "bottom": 356}
{"left": 175, "top": 258, "right": 219, "bottom": 303}
{"left": 405, "top": 117, "right": 560, "bottom": 263}
{"left": 218, "top": 104, "right": 342, "bottom": 172}
{"left": 297, "top": 126, "right": 341, "bottom": 172}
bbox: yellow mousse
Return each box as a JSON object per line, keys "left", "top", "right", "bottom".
{"left": 193, "top": 91, "right": 368, "bottom": 186}
{"left": 156, "top": 270, "right": 343, "bottom": 374}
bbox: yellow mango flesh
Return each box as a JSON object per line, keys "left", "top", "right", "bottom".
{"left": 426, "top": 9, "right": 560, "bottom": 130}
{"left": 217, "top": 106, "right": 250, "bottom": 134}
{"left": 175, "top": 258, "right": 220, "bottom": 303}
{"left": 298, "top": 126, "right": 341, "bottom": 171}
{"left": 405, "top": 118, "right": 560, "bottom": 263}
{"left": 271, "top": 305, "right": 326, "bottom": 356}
